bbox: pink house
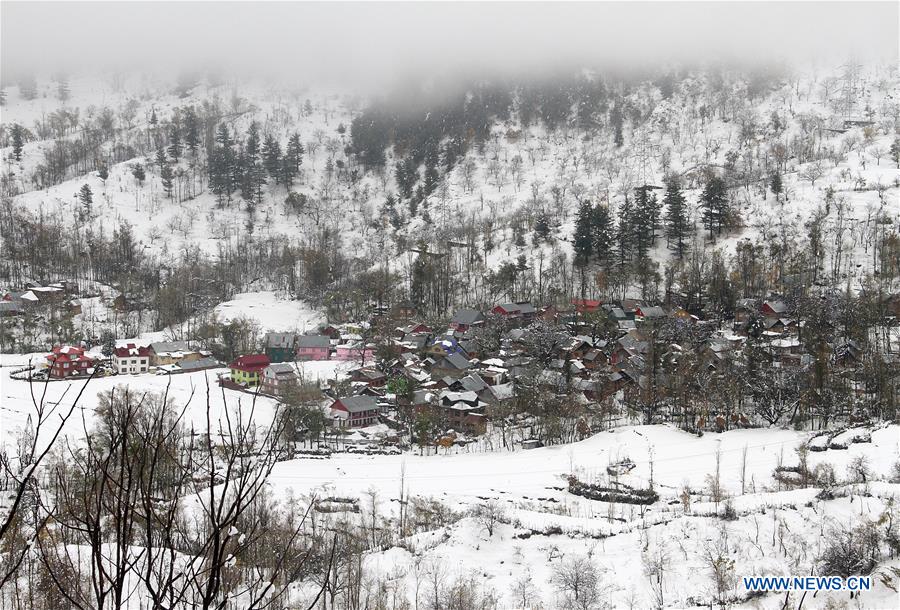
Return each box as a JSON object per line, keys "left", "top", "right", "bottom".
{"left": 296, "top": 335, "right": 331, "bottom": 360}
{"left": 334, "top": 342, "right": 375, "bottom": 363}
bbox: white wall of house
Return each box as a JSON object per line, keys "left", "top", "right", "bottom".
{"left": 114, "top": 355, "right": 149, "bottom": 374}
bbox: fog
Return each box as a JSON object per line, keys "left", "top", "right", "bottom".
{"left": 2, "top": 1, "right": 897, "bottom": 89}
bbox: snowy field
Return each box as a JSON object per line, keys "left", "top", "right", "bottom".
{"left": 213, "top": 290, "right": 326, "bottom": 333}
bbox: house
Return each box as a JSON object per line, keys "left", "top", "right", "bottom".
{"left": 264, "top": 333, "right": 296, "bottom": 363}
{"left": 296, "top": 334, "right": 331, "bottom": 360}
{"left": 449, "top": 308, "right": 484, "bottom": 332}
{"left": 0, "top": 301, "right": 25, "bottom": 317}
{"left": 391, "top": 300, "right": 419, "bottom": 319}
{"left": 229, "top": 354, "right": 271, "bottom": 386}
{"left": 27, "top": 285, "right": 66, "bottom": 305}
{"left": 261, "top": 363, "right": 299, "bottom": 397}
{"left": 396, "top": 322, "right": 431, "bottom": 338}
{"left": 491, "top": 302, "right": 537, "bottom": 320}
{"left": 437, "top": 390, "right": 487, "bottom": 434}
{"left": 431, "top": 352, "right": 473, "bottom": 378}
{"left": 762, "top": 300, "right": 788, "bottom": 318}
{"left": 334, "top": 342, "right": 375, "bottom": 363}
{"left": 636, "top": 305, "right": 666, "bottom": 321}
{"left": 149, "top": 341, "right": 207, "bottom": 367}
{"left": 113, "top": 344, "right": 150, "bottom": 374}
{"left": 156, "top": 356, "right": 220, "bottom": 375}
{"left": 350, "top": 368, "right": 387, "bottom": 387}
{"left": 572, "top": 299, "right": 602, "bottom": 313}
{"left": 330, "top": 395, "right": 379, "bottom": 428}
{"left": 47, "top": 345, "right": 94, "bottom": 378}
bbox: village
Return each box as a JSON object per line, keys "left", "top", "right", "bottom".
{"left": 8, "top": 280, "right": 897, "bottom": 454}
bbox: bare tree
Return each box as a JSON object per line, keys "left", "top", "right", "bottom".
{"left": 551, "top": 554, "right": 604, "bottom": 610}
{"left": 0, "top": 371, "right": 93, "bottom": 588}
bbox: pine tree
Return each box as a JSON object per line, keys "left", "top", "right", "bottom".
{"left": 155, "top": 147, "right": 167, "bottom": 170}
{"left": 700, "top": 174, "right": 729, "bottom": 236}
{"left": 78, "top": 184, "right": 93, "bottom": 218}
{"left": 286, "top": 133, "right": 304, "bottom": 171}
{"left": 132, "top": 163, "right": 146, "bottom": 185}
{"left": 631, "top": 186, "right": 659, "bottom": 259}
{"left": 591, "top": 203, "right": 613, "bottom": 266}
{"left": 98, "top": 163, "right": 109, "bottom": 181}
{"left": 167, "top": 125, "right": 182, "bottom": 162}
{"left": 770, "top": 172, "right": 783, "bottom": 201}
{"left": 534, "top": 213, "right": 551, "bottom": 241}
{"left": 663, "top": 177, "right": 689, "bottom": 258}
{"left": 262, "top": 133, "right": 282, "bottom": 181}
{"left": 0, "top": 88, "right": 6, "bottom": 106}
{"left": 11, "top": 124, "right": 24, "bottom": 161}
{"left": 610, "top": 103, "right": 624, "bottom": 147}
{"left": 573, "top": 201, "right": 594, "bottom": 266}
{"left": 383, "top": 194, "right": 401, "bottom": 229}
{"left": 280, "top": 157, "right": 296, "bottom": 188}
{"left": 161, "top": 163, "right": 174, "bottom": 198}
{"left": 890, "top": 136, "right": 900, "bottom": 167}
{"left": 423, "top": 146, "right": 441, "bottom": 196}
{"left": 212, "top": 124, "right": 235, "bottom": 199}
{"left": 184, "top": 107, "right": 200, "bottom": 154}
{"left": 617, "top": 195, "right": 633, "bottom": 264}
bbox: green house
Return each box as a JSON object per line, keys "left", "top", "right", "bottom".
{"left": 264, "top": 332, "right": 296, "bottom": 363}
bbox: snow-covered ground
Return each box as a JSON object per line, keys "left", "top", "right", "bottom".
{"left": 213, "top": 290, "right": 326, "bottom": 333}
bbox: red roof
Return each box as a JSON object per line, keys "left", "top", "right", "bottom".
{"left": 113, "top": 343, "right": 151, "bottom": 358}
{"left": 229, "top": 354, "right": 270, "bottom": 372}
{"left": 572, "top": 298, "right": 602, "bottom": 311}
{"left": 47, "top": 345, "right": 94, "bottom": 365}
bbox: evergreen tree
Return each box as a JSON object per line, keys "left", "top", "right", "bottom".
{"left": 423, "top": 146, "right": 441, "bottom": 196}
{"left": 167, "top": 125, "right": 182, "bottom": 162}
{"left": 630, "top": 186, "right": 659, "bottom": 259}
{"left": 890, "top": 136, "right": 900, "bottom": 167}
{"left": 591, "top": 203, "right": 613, "bottom": 266}
{"left": 382, "top": 194, "right": 401, "bottom": 230}
{"left": 10, "top": 124, "right": 24, "bottom": 161}
{"left": 770, "top": 171, "right": 783, "bottom": 200}
{"left": 184, "top": 107, "right": 200, "bottom": 154}
{"left": 534, "top": 213, "right": 551, "bottom": 241}
{"left": 262, "top": 133, "right": 282, "bottom": 181}
{"left": 573, "top": 201, "right": 594, "bottom": 266}
{"left": 211, "top": 124, "right": 235, "bottom": 199}
{"left": 617, "top": 195, "right": 633, "bottom": 264}
{"left": 280, "top": 157, "right": 296, "bottom": 188}
{"left": 149, "top": 107, "right": 158, "bottom": 126}
{"left": 0, "top": 88, "right": 6, "bottom": 106}
{"left": 155, "top": 147, "right": 168, "bottom": 170}
{"left": 78, "top": 184, "right": 93, "bottom": 218}
{"left": 98, "top": 163, "right": 109, "bottom": 181}
{"left": 286, "top": 133, "right": 304, "bottom": 171}
{"left": 700, "top": 174, "right": 729, "bottom": 236}
{"left": 161, "top": 163, "right": 174, "bottom": 198}
{"left": 610, "top": 102, "right": 624, "bottom": 147}
{"left": 132, "top": 163, "right": 146, "bottom": 185}
{"left": 663, "top": 177, "right": 690, "bottom": 258}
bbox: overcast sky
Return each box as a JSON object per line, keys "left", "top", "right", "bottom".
{"left": 2, "top": 1, "right": 897, "bottom": 88}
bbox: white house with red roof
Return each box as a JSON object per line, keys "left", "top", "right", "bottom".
{"left": 113, "top": 343, "right": 151, "bottom": 374}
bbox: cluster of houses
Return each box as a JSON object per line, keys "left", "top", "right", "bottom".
{"left": 40, "top": 340, "right": 217, "bottom": 378}
{"left": 1, "top": 282, "right": 81, "bottom": 317}
{"left": 307, "top": 296, "right": 865, "bottom": 435}
{"left": 30, "top": 291, "right": 890, "bottom": 443}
